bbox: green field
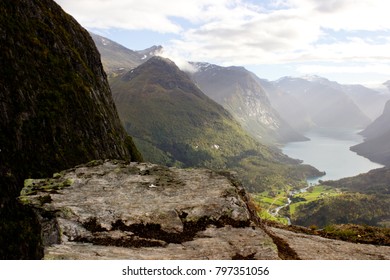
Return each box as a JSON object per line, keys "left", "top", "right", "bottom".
{"left": 253, "top": 185, "right": 342, "bottom": 225}
{"left": 289, "top": 185, "right": 341, "bottom": 215}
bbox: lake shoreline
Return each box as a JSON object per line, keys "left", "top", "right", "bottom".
{"left": 282, "top": 127, "right": 384, "bottom": 184}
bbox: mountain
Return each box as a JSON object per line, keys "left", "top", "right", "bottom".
{"left": 0, "top": 0, "right": 141, "bottom": 259}
{"left": 92, "top": 37, "right": 306, "bottom": 145}
{"left": 258, "top": 78, "right": 314, "bottom": 132}
{"left": 90, "top": 33, "right": 162, "bottom": 76}
{"left": 298, "top": 75, "right": 389, "bottom": 121}
{"left": 110, "top": 57, "right": 322, "bottom": 191}
{"left": 273, "top": 76, "right": 371, "bottom": 130}
{"left": 190, "top": 63, "right": 307, "bottom": 144}
{"left": 341, "top": 84, "right": 389, "bottom": 121}
{"left": 110, "top": 57, "right": 270, "bottom": 167}
{"left": 351, "top": 100, "right": 390, "bottom": 166}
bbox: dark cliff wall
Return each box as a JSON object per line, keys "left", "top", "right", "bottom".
{"left": 0, "top": 0, "right": 141, "bottom": 259}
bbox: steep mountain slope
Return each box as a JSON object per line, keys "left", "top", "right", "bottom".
{"left": 297, "top": 76, "right": 389, "bottom": 120}
{"left": 111, "top": 57, "right": 268, "bottom": 167}
{"left": 90, "top": 33, "right": 161, "bottom": 76}
{"left": 351, "top": 100, "right": 390, "bottom": 166}
{"left": 190, "top": 63, "right": 306, "bottom": 144}
{"left": 341, "top": 84, "right": 389, "bottom": 121}
{"left": 110, "top": 57, "right": 322, "bottom": 191}
{"left": 0, "top": 0, "right": 141, "bottom": 259}
{"left": 258, "top": 79, "right": 314, "bottom": 132}
{"left": 273, "top": 76, "right": 371, "bottom": 129}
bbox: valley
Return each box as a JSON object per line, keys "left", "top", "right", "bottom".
{"left": 255, "top": 127, "right": 388, "bottom": 227}
{"left": 90, "top": 33, "right": 390, "bottom": 229}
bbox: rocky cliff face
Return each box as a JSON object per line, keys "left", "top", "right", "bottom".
{"left": 19, "top": 160, "right": 390, "bottom": 260}
{"left": 0, "top": 0, "right": 141, "bottom": 259}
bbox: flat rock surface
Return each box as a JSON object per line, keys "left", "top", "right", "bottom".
{"left": 269, "top": 227, "right": 390, "bottom": 260}
{"left": 20, "top": 160, "right": 279, "bottom": 260}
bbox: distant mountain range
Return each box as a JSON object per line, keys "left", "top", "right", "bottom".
{"left": 91, "top": 33, "right": 390, "bottom": 168}
{"left": 190, "top": 62, "right": 307, "bottom": 144}
{"left": 91, "top": 33, "right": 390, "bottom": 144}
{"left": 258, "top": 78, "right": 315, "bottom": 132}
{"left": 110, "top": 56, "right": 322, "bottom": 191}
{"left": 271, "top": 76, "right": 372, "bottom": 130}
{"left": 340, "top": 84, "right": 389, "bottom": 121}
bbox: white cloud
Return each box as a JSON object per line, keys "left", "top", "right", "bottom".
{"left": 55, "top": 0, "right": 390, "bottom": 82}
{"left": 158, "top": 49, "right": 198, "bottom": 73}
{"left": 55, "top": 0, "right": 233, "bottom": 33}
{"left": 290, "top": 0, "right": 390, "bottom": 31}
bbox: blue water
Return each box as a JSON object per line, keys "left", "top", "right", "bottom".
{"left": 282, "top": 127, "right": 384, "bottom": 184}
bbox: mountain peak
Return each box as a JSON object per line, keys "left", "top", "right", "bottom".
{"left": 137, "top": 45, "right": 163, "bottom": 60}
{"left": 145, "top": 55, "right": 175, "bottom": 65}
{"left": 300, "top": 74, "right": 329, "bottom": 83}
{"left": 190, "top": 63, "right": 307, "bottom": 144}
{"left": 192, "top": 62, "right": 247, "bottom": 74}
{"left": 90, "top": 33, "right": 162, "bottom": 75}
{"left": 120, "top": 55, "right": 188, "bottom": 85}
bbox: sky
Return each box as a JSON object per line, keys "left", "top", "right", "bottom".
{"left": 54, "top": 0, "right": 390, "bottom": 86}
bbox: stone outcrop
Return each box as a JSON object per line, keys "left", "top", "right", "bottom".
{"left": 19, "top": 160, "right": 279, "bottom": 260}
{"left": 19, "top": 160, "right": 390, "bottom": 260}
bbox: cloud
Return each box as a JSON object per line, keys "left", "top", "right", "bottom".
{"left": 158, "top": 49, "right": 198, "bottom": 73}
{"left": 55, "top": 0, "right": 233, "bottom": 33}
{"left": 163, "top": 0, "right": 390, "bottom": 66}
{"left": 292, "top": 0, "right": 390, "bottom": 31}
{"left": 55, "top": 0, "right": 390, "bottom": 81}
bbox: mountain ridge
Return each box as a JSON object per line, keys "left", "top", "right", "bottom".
{"left": 90, "top": 32, "right": 162, "bottom": 76}
{"left": 190, "top": 62, "right": 307, "bottom": 144}
{"left": 272, "top": 76, "right": 371, "bottom": 130}
{"left": 110, "top": 56, "right": 322, "bottom": 192}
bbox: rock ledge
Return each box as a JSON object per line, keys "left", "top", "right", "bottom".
{"left": 19, "top": 160, "right": 279, "bottom": 260}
